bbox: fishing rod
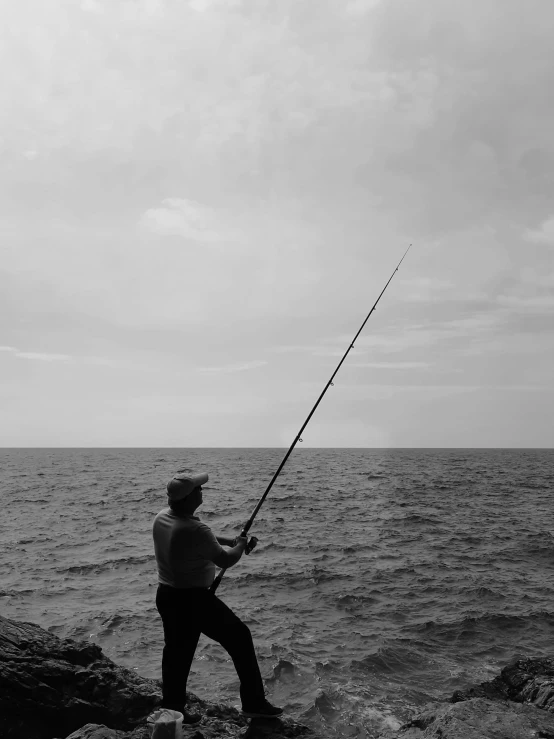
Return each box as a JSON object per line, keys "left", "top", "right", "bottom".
{"left": 210, "top": 245, "right": 412, "bottom": 593}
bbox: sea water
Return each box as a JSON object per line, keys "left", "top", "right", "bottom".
{"left": 1, "top": 448, "right": 553, "bottom": 738}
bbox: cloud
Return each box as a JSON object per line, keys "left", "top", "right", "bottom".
{"left": 397, "top": 277, "right": 463, "bottom": 303}
{"left": 15, "top": 352, "right": 73, "bottom": 362}
{"left": 520, "top": 268, "right": 554, "bottom": 289}
{"left": 281, "top": 418, "right": 391, "bottom": 448}
{"left": 330, "top": 0, "right": 554, "bottom": 236}
{"left": 493, "top": 263, "right": 554, "bottom": 317}
{"left": 5, "top": 0, "right": 553, "bottom": 241}
{"left": 304, "top": 307, "right": 522, "bottom": 369}
{"left": 270, "top": 311, "right": 504, "bottom": 358}
{"left": 189, "top": 0, "right": 242, "bottom": 12}
{"left": 128, "top": 390, "right": 267, "bottom": 416}
{"left": 497, "top": 294, "right": 554, "bottom": 311}
{"left": 345, "top": 0, "right": 383, "bottom": 16}
{"left": 267, "top": 344, "right": 368, "bottom": 360}
{"left": 2, "top": 0, "right": 553, "bottom": 447}
{"left": 0, "top": 346, "right": 72, "bottom": 362}
{"left": 140, "top": 198, "right": 228, "bottom": 241}
{"left": 81, "top": 0, "right": 103, "bottom": 13}
{"left": 399, "top": 278, "right": 454, "bottom": 291}
{"left": 349, "top": 361, "right": 429, "bottom": 369}
{"left": 197, "top": 360, "right": 267, "bottom": 374}
{"left": 524, "top": 217, "right": 554, "bottom": 245}
{"left": 0, "top": 345, "right": 121, "bottom": 365}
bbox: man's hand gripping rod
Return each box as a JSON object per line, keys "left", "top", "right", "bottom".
{"left": 210, "top": 246, "right": 411, "bottom": 594}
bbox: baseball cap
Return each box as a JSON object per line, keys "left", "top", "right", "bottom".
{"left": 166, "top": 472, "right": 209, "bottom": 502}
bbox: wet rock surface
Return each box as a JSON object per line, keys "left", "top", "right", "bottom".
{"left": 380, "top": 657, "right": 554, "bottom": 738}
{"left": 387, "top": 697, "right": 554, "bottom": 739}
{"left": 451, "top": 656, "right": 554, "bottom": 710}
{"left": 3, "top": 612, "right": 554, "bottom": 739}
{"left": 0, "top": 615, "right": 313, "bottom": 739}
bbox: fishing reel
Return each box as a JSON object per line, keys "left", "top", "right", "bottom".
{"left": 234, "top": 535, "right": 258, "bottom": 555}
{"left": 245, "top": 536, "right": 258, "bottom": 555}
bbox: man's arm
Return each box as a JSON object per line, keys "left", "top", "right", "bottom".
{"left": 216, "top": 536, "right": 236, "bottom": 547}
{"left": 211, "top": 536, "right": 248, "bottom": 569}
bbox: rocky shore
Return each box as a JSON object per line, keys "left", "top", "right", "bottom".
{"left": 1, "top": 613, "right": 553, "bottom": 739}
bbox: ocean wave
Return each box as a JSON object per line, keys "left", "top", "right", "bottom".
{"left": 499, "top": 533, "right": 554, "bottom": 563}
{"left": 56, "top": 553, "right": 154, "bottom": 576}
{"left": 234, "top": 571, "right": 305, "bottom": 586}
{"left": 11, "top": 536, "right": 55, "bottom": 545}
{"left": 464, "top": 586, "right": 507, "bottom": 601}
{"left": 411, "top": 611, "right": 554, "bottom": 640}
{"left": 315, "top": 659, "right": 342, "bottom": 674}
{"left": 308, "top": 567, "right": 342, "bottom": 585}
{"left": 99, "top": 613, "right": 127, "bottom": 631}
{"left": 15, "top": 498, "right": 51, "bottom": 505}
{"left": 0, "top": 588, "right": 37, "bottom": 597}
{"left": 336, "top": 593, "right": 381, "bottom": 608}
{"left": 298, "top": 689, "right": 340, "bottom": 720}
{"left": 398, "top": 513, "right": 443, "bottom": 526}
{"left": 265, "top": 658, "right": 297, "bottom": 682}
{"left": 3, "top": 446, "right": 554, "bottom": 739}
{"left": 268, "top": 494, "right": 305, "bottom": 505}
{"left": 350, "top": 641, "right": 429, "bottom": 675}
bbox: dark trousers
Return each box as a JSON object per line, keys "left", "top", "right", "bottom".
{"left": 156, "top": 583, "right": 265, "bottom": 709}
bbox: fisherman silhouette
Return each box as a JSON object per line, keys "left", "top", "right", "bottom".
{"left": 153, "top": 472, "right": 283, "bottom": 725}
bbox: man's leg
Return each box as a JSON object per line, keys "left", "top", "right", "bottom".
{"left": 156, "top": 585, "right": 201, "bottom": 709}
{"left": 198, "top": 592, "right": 266, "bottom": 708}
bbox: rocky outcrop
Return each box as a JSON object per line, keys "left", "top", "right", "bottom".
{"left": 0, "top": 615, "right": 313, "bottom": 739}
{"left": 451, "top": 657, "right": 554, "bottom": 710}
{"left": 2, "top": 612, "right": 554, "bottom": 739}
{"left": 380, "top": 658, "right": 554, "bottom": 738}
{"left": 386, "top": 697, "right": 554, "bottom": 739}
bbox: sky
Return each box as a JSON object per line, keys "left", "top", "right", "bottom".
{"left": 1, "top": 0, "right": 553, "bottom": 447}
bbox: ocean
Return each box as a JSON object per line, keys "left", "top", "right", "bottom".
{"left": 1, "top": 448, "right": 553, "bottom": 738}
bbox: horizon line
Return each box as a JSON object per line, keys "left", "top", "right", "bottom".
{"left": 1, "top": 446, "right": 553, "bottom": 451}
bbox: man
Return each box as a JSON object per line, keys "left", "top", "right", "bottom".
{"left": 153, "top": 471, "right": 283, "bottom": 725}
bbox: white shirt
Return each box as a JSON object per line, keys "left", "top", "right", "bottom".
{"left": 152, "top": 508, "right": 225, "bottom": 589}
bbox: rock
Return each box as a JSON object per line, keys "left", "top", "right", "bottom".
{"left": 65, "top": 726, "right": 124, "bottom": 739}
{"left": 0, "top": 615, "right": 314, "bottom": 739}
{"left": 451, "top": 657, "right": 554, "bottom": 710}
{"left": 379, "top": 658, "right": 554, "bottom": 739}
{"left": 0, "top": 614, "right": 161, "bottom": 739}
{"left": 5, "top": 611, "right": 552, "bottom": 739}
{"left": 395, "top": 698, "right": 554, "bottom": 738}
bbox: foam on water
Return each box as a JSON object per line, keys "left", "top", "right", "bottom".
{"left": 1, "top": 448, "right": 553, "bottom": 737}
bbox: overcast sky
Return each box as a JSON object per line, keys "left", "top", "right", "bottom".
{"left": 1, "top": 0, "right": 553, "bottom": 447}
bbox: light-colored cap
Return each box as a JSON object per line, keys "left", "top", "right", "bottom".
{"left": 166, "top": 472, "right": 209, "bottom": 502}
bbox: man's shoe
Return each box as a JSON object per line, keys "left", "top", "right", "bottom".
{"left": 242, "top": 700, "right": 284, "bottom": 719}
